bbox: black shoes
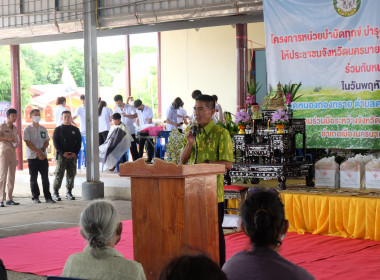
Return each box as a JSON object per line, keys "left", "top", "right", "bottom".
{"left": 46, "top": 198, "right": 56, "bottom": 203}
{"left": 0, "top": 202, "right": 4, "bottom": 207}
{"left": 32, "top": 198, "right": 41, "bottom": 203}
{"left": 6, "top": 200, "right": 20, "bottom": 205}
{"left": 53, "top": 191, "right": 61, "bottom": 201}
{"left": 65, "top": 192, "right": 75, "bottom": 200}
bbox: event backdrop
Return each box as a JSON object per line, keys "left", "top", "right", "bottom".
{"left": 0, "top": 102, "right": 11, "bottom": 124}
{"left": 263, "top": 0, "right": 380, "bottom": 149}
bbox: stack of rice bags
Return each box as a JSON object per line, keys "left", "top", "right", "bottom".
{"left": 365, "top": 158, "right": 380, "bottom": 190}
{"left": 315, "top": 156, "right": 340, "bottom": 188}
{"left": 340, "top": 154, "right": 372, "bottom": 189}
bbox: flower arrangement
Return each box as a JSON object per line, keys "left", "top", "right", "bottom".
{"left": 246, "top": 81, "right": 262, "bottom": 105}
{"left": 234, "top": 110, "right": 251, "bottom": 125}
{"left": 282, "top": 81, "right": 303, "bottom": 104}
{"left": 271, "top": 109, "right": 289, "bottom": 124}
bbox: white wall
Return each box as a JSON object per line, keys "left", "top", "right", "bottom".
{"left": 161, "top": 22, "right": 265, "bottom": 118}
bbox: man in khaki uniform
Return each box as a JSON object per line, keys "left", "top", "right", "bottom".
{"left": 0, "top": 108, "right": 20, "bottom": 207}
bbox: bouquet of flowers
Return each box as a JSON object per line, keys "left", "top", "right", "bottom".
{"left": 234, "top": 110, "right": 251, "bottom": 125}
{"left": 271, "top": 109, "right": 289, "bottom": 124}
{"left": 282, "top": 81, "right": 303, "bottom": 104}
{"left": 246, "top": 81, "right": 262, "bottom": 105}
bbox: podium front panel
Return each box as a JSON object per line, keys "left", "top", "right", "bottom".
{"left": 131, "top": 174, "right": 219, "bottom": 280}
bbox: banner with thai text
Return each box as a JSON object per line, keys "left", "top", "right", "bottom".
{"left": 0, "top": 102, "right": 11, "bottom": 124}
{"left": 263, "top": 0, "right": 380, "bottom": 149}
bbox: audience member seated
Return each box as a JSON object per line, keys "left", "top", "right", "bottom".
{"left": 99, "top": 113, "right": 133, "bottom": 169}
{"left": 222, "top": 189, "right": 315, "bottom": 280}
{"left": 159, "top": 254, "right": 227, "bottom": 280}
{"left": 0, "top": 258, "right": 7, "bottom": 280}
{"left": 61, "top": 200, "right": 146, "bottom": 280}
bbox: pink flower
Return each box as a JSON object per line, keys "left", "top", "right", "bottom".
{"left": 246, "top": 95, "right": 256, "bottom": 106}
{"left": 235, "top": 109, "right": 250, "bottom": 124}
{"left": 271, "top": 109, "right": 289, "bottom": 124}
{"left": 285, "top": 93, "right": 292, "bottom": 105}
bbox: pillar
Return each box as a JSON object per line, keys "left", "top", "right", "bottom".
{"left": 236, "top": 23, "right": 248, "bottom": 111}
{"left": 157, "top": 32, "right": 162, "bottom": 118}
{"left": 10, "top": 45, "right": 23, "bottom": 171}
{"left": 125, "top": 35, "right": 131, "bottom": 97}
{"left": 82, "top": 0, "right": 104, "bottom": 199}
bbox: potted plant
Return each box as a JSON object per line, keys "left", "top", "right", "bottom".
{"left": 217, "top": 112, "right": 239, "bottom": 138}
{"left": 271, "top": 109, "right": 289, "bottom": 134}
{"left": 282, "top": 81, "right": 303, "bottom": 116}
{"left": 246, "top": 80, "right": 262, "bottom": 105}
{"left": 234, "top": 110, "right": 251, "bottom": 134}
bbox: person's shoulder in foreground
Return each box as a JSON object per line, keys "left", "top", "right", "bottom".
{"left": 222, "top": 189, "right": 315, "bottom": 280}
{"left": 63, "top": 246, "right": 145, "bottom": 280}
{"left": 223, "top": 247, "right": 314, "bottom": 280}
{"left": 61, "top": 200, "right": 146, "bottom": 280}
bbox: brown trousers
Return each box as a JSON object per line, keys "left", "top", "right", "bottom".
{"left": 0, "top": 149, "right": 17, "bottom": 202}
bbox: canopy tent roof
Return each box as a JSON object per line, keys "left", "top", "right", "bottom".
{"left": 0, "top": 0, "right": 263, "bottom": 45}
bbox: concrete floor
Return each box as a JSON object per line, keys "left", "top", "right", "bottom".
{"left": 0, "top": 196, "right": 132, "bottom": 280}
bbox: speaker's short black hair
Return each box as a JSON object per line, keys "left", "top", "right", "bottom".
{"left": 195, "top": 94, "right": 215, "bottom": 110}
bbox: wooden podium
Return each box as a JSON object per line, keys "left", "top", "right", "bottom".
{"left": 119, "top": 158, "right": 226, "bottom": 280}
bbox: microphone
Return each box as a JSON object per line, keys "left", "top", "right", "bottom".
{"left": 191, "top": 123, "right": 198, "bottom": 164}
{"left": 192, "top": 124, "right": 197, "bottom": 137}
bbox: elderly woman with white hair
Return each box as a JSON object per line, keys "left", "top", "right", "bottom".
{"left": 61, "top": 200, "right": 146, "bottom": 280}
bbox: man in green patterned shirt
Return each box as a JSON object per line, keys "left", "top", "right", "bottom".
{"left": 181, "top": 94, "right": 233, "bottom": 266}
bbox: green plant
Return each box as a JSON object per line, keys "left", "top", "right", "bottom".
{"left": 217, "top": 112, "right": 239, "bottom": 138}
{"left": 247, "top": 80, "right": 262, "bottom": 96}
{"left": 165, "top": 129, "right": 184, "bottom": 164}
{"left": 282, "top": 81, "right": 303, "bottom": 102}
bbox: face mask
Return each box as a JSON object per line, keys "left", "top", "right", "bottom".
{"left": 129, "top": 101, "right": 134, "bottom": 105}
{"left": 117, "top": 103, "right": 123, "bottom": 107}
{"left": 32, "top": 116, "right": 41, "bottom": 123}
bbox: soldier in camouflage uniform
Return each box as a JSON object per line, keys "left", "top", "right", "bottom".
{"left": 52, "top": 111, "right": 82, "bottom": 201}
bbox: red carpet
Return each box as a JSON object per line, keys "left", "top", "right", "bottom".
{"left": 1, "top": 221, "right": 380, "bottom": 279}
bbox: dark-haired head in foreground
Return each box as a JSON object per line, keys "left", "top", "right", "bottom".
{"left": 222, "top": 189, "right": 315, "bottom": 280}
{"left": 159, "top": 254, "right": 227, "bottom": 280}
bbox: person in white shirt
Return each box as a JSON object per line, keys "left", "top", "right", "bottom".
{"left": 165, "top": 97, "right": 183, "bottom": 132}
{"left": 212, "top": 94, "right": 224, "bottom": 124}
{"left": 73, "top": 95, "right": 86, "bottom": 136}
{"left": 134, "top": 99, "right": 154, "bottom": 162}
{"left": 177, "top": 101, "right": 189, "bottom": 133}
{"left": 98, "top": 101, "right": 113, "bottom": 146}
{"left": 23, "top": 109, "right": 55, "bottom": 204}
{"left": 113, "top": 95, "right": 139, "bottom": 161}
{"left": 55, "top": 97, "right": 69, "bottom": 127}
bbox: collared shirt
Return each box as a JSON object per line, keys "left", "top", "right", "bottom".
{"left": 0, "top": 122, "right": 20, "bottom": 154}
{"left": 23, "top": 124, "right": 50, "bottom": 159}
{"left": 114, "top": 105, "right": 137, "bottom": 134}
{"left": 73, "top": 105, "right": 86, "bottom": 133}
{"left": 137, "top": 106, "right": 154, "bottom": 126}
{"left": 99, "top": 107, "right": 113, "bottom": 133}
{"left": 177, "top": 107, "right": 187, "bottom": 130}
{"left": 222, "top": 246, "right": 315, "bottom": 280}
{"left": 62, "top": 245, "right": 146, "bottom": 280}
{"left": 182, "top": 120, "right": 233, "bottom": 203}
{"left": 55, "top": 105, "right": 69, "bottom": 126}
{"left": 166, "top": 105, "right": 178, "bottom": 131}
